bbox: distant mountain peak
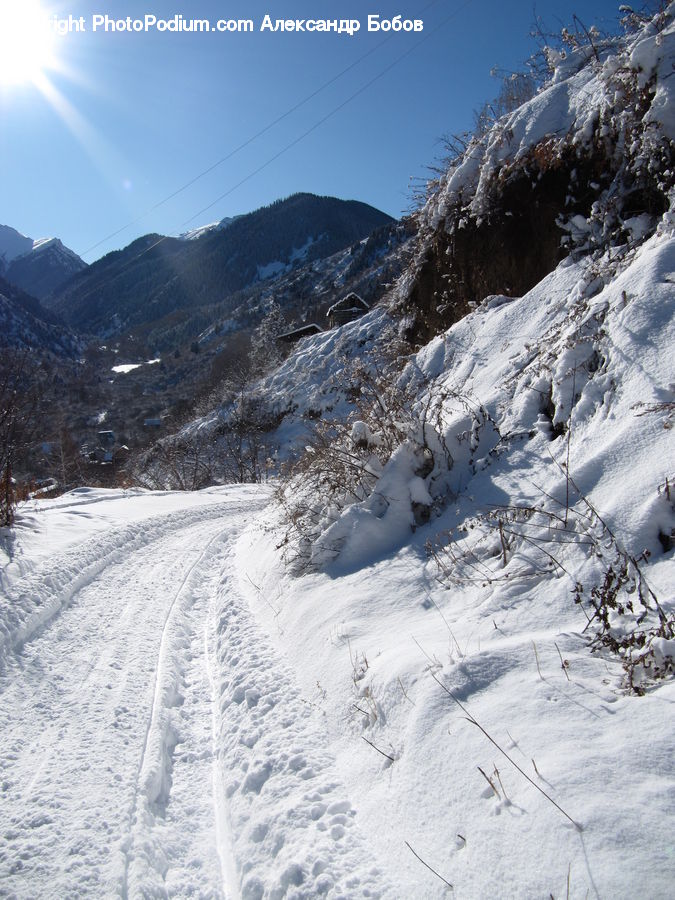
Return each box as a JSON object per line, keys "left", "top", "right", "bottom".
{"left": 0, "top": 224, "right": 34, "bottom": 265}
{"left": 178, "top": 216, "right": 241, "bottom": 242}
{"left": 31, "top": 237, "right": 85, "bottom": 266}
{"left": 0, "top": 225, "right": 87, "bottom": 300}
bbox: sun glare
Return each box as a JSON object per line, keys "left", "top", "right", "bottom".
{"left": 0, "top": 1, "right": 56, "bottom": 86}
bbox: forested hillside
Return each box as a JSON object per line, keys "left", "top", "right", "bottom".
{"left": 48, "top": 193, "right": 393, "bottom": 335}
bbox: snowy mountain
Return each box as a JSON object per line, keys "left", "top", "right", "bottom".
{"left": 140, "top": 216, "right": 413, "bottom": 353}
{"left": 48, "top": 193, "right": 393, "bottom": 336}
{"left": 1, "top": 7, "right": 674, "bottom": 900}
{"left": 178, "top": 215, "right": 241, "bottom": 241}
{"left": 0, "top": 225, "right": 87, "bottom": 301}
{"left": 0, "top": 224, "right": 33, "bottom": 264}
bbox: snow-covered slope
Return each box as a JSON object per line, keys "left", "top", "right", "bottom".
{"left": 245, "top": 228, "right": 673, "bottom": 898}
{"left": 0, "top": 7, "right": 673, "bottom": 900}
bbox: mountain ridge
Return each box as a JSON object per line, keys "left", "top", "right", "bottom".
{"left": 0, "top": 225, "right": 87, "bottom": 301}
{"left": 48, "top": 193, "right": 393, "bottom": 337}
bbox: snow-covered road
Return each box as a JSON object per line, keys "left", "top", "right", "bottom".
{"left": 0, "top": 488, "right": 392, "bottom": 898}
{"left": 0, "top": 498, "right": 246, "bottom": 897}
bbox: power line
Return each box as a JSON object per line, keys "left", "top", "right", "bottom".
{"left": 113, "top": 0, "right": 474, "bottom": 270}
{"left": 180, "top": 2, "right": 472, "bottom": 229}
{"left": 81, "top": 0, "right": 447, "bottom": 259}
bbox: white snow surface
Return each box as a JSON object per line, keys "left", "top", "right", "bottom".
{"left": 2, "top": 10, "right": 675, "bottom": 899}
{"left": 0, "top": 487, "right": 402, "bottom": 898}
{"left": 1, "top": 231, "right": 673, "bottom": 898}
{"left": 0, "top": 485, "right": 395, "bottom": 898}
{"left": 111, "top": 363, "right": 142, "bottom": 374}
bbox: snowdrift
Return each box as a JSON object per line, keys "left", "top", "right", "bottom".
{"left": 236, "top": 9, "right": 675, "bottom": 897}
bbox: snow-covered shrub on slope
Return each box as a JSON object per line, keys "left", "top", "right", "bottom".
{"left": 395, "top": 2, "right": 675, "bottom": 343}
{"left": 273, "top": 6, "right": 675, "bottom": 689}
{"left": 276, "top": 356, "right": 500, "bottom": 573}
{"left": 419, "top": 226, "right": 675, "bottom": 690}
{"left": 275, "top": 231, "right": 674, "bottom": 686}
{"left": 447, "top": 3, "right": 673, "bottom": 230}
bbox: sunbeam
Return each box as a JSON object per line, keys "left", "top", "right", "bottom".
{"left": 0, "top": 0, "right": 57, "bottom": 86}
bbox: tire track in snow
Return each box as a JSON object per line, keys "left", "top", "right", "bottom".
{"left": 205, "top": 597, "right": 242, "bottom": 900}
{"left": 0, "top": 497, "right": 251, "bottom": 674}
{"left": 120, "top": 500, "right": 397, "bottom": 898}
{"left": 0, "top": 494, "right": 263, "bottom": 899}
{"left": 1, "top": 489, "right": 396, "bottom": 898}
{"left": 123, "top": 525, "right": 234, "bottom": 898}
{"left": 208, "top": 549, "right": 398, "bottom": 899}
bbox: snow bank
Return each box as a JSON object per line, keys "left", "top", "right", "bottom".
{"left": 424, "top": 4, "right": 675, "bottom": 233}
{"left": 238, "top": 227, "right": 674, "bottom": 897}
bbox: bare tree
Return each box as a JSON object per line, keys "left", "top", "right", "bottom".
{"left": 250, "top": 301, "right": 286, "bottom": 374}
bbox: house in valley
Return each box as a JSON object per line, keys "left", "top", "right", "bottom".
{"left": 327, "top": 293, "right": 370, "bottom": 328}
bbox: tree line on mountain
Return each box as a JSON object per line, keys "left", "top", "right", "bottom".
{"left": 50, "top": 194, "right": 392, "bottom": 335}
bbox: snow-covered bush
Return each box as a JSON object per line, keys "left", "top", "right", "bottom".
{"left": 395, "top": 3, "right": 675, "bottom": 345}
{"left": 428, "top": 476, "right": 674, "bottom": 692}
{"left": 277, "top": 359, "right": 499, "bottom": 572}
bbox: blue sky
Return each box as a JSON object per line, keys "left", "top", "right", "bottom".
{"left": 0, "top": 0, "right": 624, "bottom": 261}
